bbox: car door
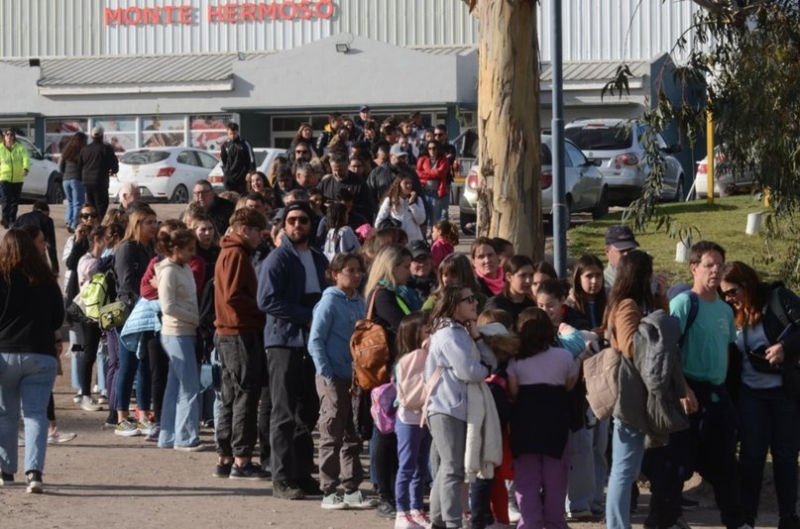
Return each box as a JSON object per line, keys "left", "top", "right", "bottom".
{"left": 175, "top": 150, "right": 202, "bottom": 195}
{"left": 565, "top": 140, "right": 601, "bottom": 210}
{"left": 18, "top": 138, "right": 46, "bottom": 197}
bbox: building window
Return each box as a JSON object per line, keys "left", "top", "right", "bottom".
{"left": 94, "top": 117, "right": 137, "bottom": 154}
{"left": 142, "top": 116, "right": 185, "bottom": 147}
{"left": 45, "top": 118, "right": 89, "bottom": 159}
{"left": 190, "top": 114, "right": 232, "bottom": 152}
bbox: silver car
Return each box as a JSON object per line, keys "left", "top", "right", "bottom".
{"left": 458, "top": 135, "right": 608, "bottom": 234}
{"left": 564, "top": 119, "right": 686, "bottom": 204}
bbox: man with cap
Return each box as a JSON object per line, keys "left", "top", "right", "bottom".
{"left": 0, "top": 128, "right": 30, "bottom": 228}
{"left": 366, "top": 143, "right": 424, "bottom": 222}
{"left": 257, "top": 201, "right": 328, "bottom": 500}
{"left": 407, "top": 240, "right": 437, "bottom": 300}
{"left": 354, "top": 105, "right": 371, "bottom": 131}
{"left": 603, "top": 225, "right": 641, "bottom": 294}
{"left": 79, "top": 126, "right": 119, "bottom": 220}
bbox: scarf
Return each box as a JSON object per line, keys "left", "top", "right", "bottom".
{"left": 475, "top": 267, "right": 505, "bottom": 296}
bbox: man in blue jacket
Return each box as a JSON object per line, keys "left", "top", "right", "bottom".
{"left": 257, "top": 201, "right": 328, "bottom": 500}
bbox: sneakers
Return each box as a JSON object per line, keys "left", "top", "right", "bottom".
{"left": 230, "top": 463, "right": 271, "bottom": 481}
{"left": 26, "top": 471, "right": 43, "bottom": 494}
{"left": 81, "top": 396, "right": 103, "bottom": 412}
{"left": 681, "top": 496, "right": 700, "bottom": 511}
{"left": 376, "top": 500, "right": 398, "bottom": 519}
{"left": 1, "top": 472, "right": 14, "bottom": 486}
{"left": 97, "top": 395, "right": 108, "bottom": 406}
{"left": 297, "top": 477, "right": 323, "bottom": 498}
{"left": 213, "top": 462, "right": 232, "bottom": 478}
{"left": 507, "top": 502, "right": 521, "bottom": 524}
{"left": 566, "top": 509, "right": 594, "bottom": 521}
{"left": 72, "top": 392, "right": 82, "bottom": 404}
{"left": 47, "top": 429, "right": 77, "bottom": 444}
{"left": 273, "top": 480, "right": 305, "bottom": 500}
{"left": 395, "top": 511, "right": 425, "bottom": 529}
{"left": 145, "top": 424, "right": 160, "bottom": 442}
{"left": 174, "top": 442, "right": 207, "bottom": 452}
{"left": 343, "top": 489, "right": 378, "bottom": 509}
{"left": 114, "top": 419, "right": 140, "bottom": 437}
{"left": 136, "top": 419, "right": 153, "bottom": 436}
{"left": 780, "top": 514, "right": 800, "bottom": 529}
{"left": 321, "top": 492, "right": 348, "bottom": 510}
{"left": 411, "top": 510, "right": 431, "bottom": 527}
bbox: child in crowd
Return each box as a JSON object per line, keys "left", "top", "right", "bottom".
{"left": 430, "top": 220, "right": 458, "bottom": 268}
{"left": 322, "top": 202, "right": 360, "bottom": 262}
{"left": 509, "top": 308, "right": 580, "bottom": 529}
{"left": 530, "top": 260, "right": 558, "bottom": 296}
{"left": 307, "top": 253, "right": 373, "bottom": 510}
{"left": 492, "top": 238, "right": 515, "bottom": 272}
{"left": 375, "top": 175, "right": 426, "bottom": 242}
{"left": 393, "top": 311, "right": 433, "bottom": 529}
{"left": 568, "top": 254, "right": 607, "bottom": 332}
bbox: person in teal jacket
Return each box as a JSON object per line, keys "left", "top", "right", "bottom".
{"left": 0, "top": 129, "right": 31, "bottom": 228}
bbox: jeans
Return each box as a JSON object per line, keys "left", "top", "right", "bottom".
{"left": 0, "top": 353, "right": 57, "bottom": 475}
{"left": 158, "top": 334, "right": 201, "bottom": 448}
{"left": 62, "top": 178, "right": 85, "bottom": 229}
{"left": 374, "top": 428, "right": 399, "bottom": 501}
{"left": 96, "top": 341, "right": 107, "bottom": 393}
{"left": 565, "top": 427, "right": 595, "bottom": 513}
{"left": 606, "top": 420, "right": 645, "bottom": 529}
{"left": 514, "top": 451, "right": 570, "bottom": 529}
{"left": 257, "top": 373, "right": 272, "bottom": 468}
{"left": 104, "top": 329, "right": 120, "bottom": 424}
{"left": 316, "top": 375, "right": 363, "bottom": 494}
{"left": 738, "top": 384, "right": 800, "bottom": 523}
{"left": 469, "top": 477, "right": 496, "bottom": 529}
{"left": 395, "top": 420, "right": 432, "bottom": 512}
{"left": 429, "top": 413, "right": 467, "bottom": 528}
{"left": 422, "top": 189, "right": 445, "bottom": 228}
{"left": 267, "top": 347, "right": 319, "bottom": 483}
{"left": 84, "top": 182, "right": 109, "bottom": 220}
{"left": 592, "top": 418, "right": 610, "bottom": 511}
{"left": 114, "top": 337, "right": 151, "bottom": 413}
{"left": 0, "top": 181, "right": 23, "bottom": 225}
{"left": 215, "top": 333, "right": 264, "bottom": 459}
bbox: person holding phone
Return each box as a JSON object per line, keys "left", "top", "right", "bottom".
{"left": 720, "top": 261, "right": 800, "bottom": 529}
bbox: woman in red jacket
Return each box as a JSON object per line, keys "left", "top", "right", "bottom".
{"left": 416, "top": 140, "right": 449, "bottom": 230}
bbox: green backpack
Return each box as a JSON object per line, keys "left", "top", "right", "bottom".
{"left": 79, "top": 272, "right": 112, "bottom": 321}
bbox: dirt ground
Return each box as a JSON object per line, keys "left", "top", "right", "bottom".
{"left": 0, "top": 203, "right": 785, "bottom": 528}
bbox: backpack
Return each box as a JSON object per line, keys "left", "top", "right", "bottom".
{"left": 350, "top": 290, "right": 391, "bottom": 391}
{"left": 370, "top": 382, "right": 398, "bottom": 434}
{"left": 677, "top": 290, "right": 700, "bottom": 350}
{"left": 323, "top": 227, "right": 350, "bottom": 262}
{"left": 396, "top": 347, "right": 428, "bottom": 412}
{"left": 78, "top": 271, "right": 115, "bottom": 321}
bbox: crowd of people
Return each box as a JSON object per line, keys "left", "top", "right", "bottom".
{"left": 0, "top": 114, "right": 799, "bottom": 529}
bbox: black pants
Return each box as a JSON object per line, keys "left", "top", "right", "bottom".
{"left": 147, "top": 332, "right": 169, "bottom": 424}
{"left": 0, "top": 181, "right": 22, "bottom": 225}
{"left": 644, "top": 380, "right": 745, "bottom": 529}
{"left": 267, "top": 347, "right": 319, "bottom": 483}
{"left": 84, "top": 183, "right": 109, "bottom": 220}
{"left": 469, "top": 477, "right": 496, "bottom": 529}
{"left": 374, "top": 429, "right": 398, "bottom": 502}
{"left": 215, "top": 333, "right": 264, "bottom": 458}
{"left": 80, "top": 322, "right": 102, "bottom": 397}
{"left": 47, "top": 393, "right": 55, "bottom": 422}
{"left": 258, "top": 375, "right": 272, "bottom": 467}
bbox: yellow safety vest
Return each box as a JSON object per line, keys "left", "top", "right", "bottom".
{"left": 0, "top": 142, "right": 31, "bottom": 183}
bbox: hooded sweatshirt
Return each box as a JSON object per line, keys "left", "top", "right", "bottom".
{"left": 308, "top": 286, "right": 366, "bottom": 380}
{"left": 156, "top": 258, "right": 199, "bottom": 336}
{"left": 215, "top": 232, "right": 264, "bottom": 336}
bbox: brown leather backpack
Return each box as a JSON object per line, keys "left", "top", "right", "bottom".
{"left": 350, "top": 289, "right": 391, "bottom": 392}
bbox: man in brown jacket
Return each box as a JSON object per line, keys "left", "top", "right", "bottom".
{"left": 213, "top": 207, "right": 270, "bottom": 480}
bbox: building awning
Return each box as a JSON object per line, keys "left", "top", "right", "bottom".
{"left": 540, "top": 58, "right": 653, "bottom": 91}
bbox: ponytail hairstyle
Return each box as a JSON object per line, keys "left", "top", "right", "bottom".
{"left": 155, "top": 225, "right": 194, "bottom": 256}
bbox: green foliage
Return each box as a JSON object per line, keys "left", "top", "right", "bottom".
{"left": 603, "top": 0, "right": 800, "bottom": 288}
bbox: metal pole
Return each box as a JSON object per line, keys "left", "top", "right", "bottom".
{"left": 707, "top": 110, "right": 714, "bottom": 205}
{"left": 551, "top": 0, "right": 567, "bottom": 278}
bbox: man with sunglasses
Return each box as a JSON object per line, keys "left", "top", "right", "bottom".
{"left": 0, "top": 129, "right": 31, "bottom": 229}
{"left": 257, "top": 201, "right": 328, "bottom": 501}
{"left": 220, "top": 122, "right": 256, "bottom": 195}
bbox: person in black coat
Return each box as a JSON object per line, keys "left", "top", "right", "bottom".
{"left": 192, "top": 180, "right": 235, "bottom": 236}
{"left": 78, "top": 127, "right": 119, "bottom": 220}
{"left": 220, "top": 122, "right": 256, "bottom": 194}
{"left": 13, "top": 201, "right": 58, "bottom": 273}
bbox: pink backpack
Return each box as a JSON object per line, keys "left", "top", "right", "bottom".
{"left": 396, "top": 348, "right": 429, "bottom": 412}
{"left": 370, "top": 382, "right": 397, "bottom": 434}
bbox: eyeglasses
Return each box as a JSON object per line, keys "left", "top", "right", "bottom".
{"left": 286, "top": 216, "right": 310, "bottom": 226}
{"left": 721, "top": 286, "right": 740, "bottom": 299}
{"left": 295, "top": 150, "right": 309, "bottom": 155}
{"left": 434, "top": 132, "right": 445, "bottom": 137}
{"left": 459, "top": 295, "right": 477, "bottom": 304}
{"left": 3, "top": 132, "right": 15, "bottom": 136}
{"left": 193, "top": 189, "right": 211, "bottom": 196}
{"left": 80, "top": 213, "right": 99, "bottom": 219}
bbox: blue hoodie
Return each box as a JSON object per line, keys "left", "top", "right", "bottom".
{"left": 308, "top": 286, "right": 366, "bottom": 380}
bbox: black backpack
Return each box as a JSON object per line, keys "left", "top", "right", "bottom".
{"left": 197, "top": 277, "right": 216, "bottom": 362}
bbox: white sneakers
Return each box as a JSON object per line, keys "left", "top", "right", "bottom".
{"left": 395, "top": 510, "right": 431, "bottom": 529}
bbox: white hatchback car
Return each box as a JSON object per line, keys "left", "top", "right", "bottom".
{"left": 109, "top": 147, "right": 219, "bottom": 203}
{"left": 694, "top": 148, "right": 758, "bottom": 198}
{"left": 16, "top": 136, "right": 64, "bottom": 204}
{"left": 208, "top": 147, "right": 285, "bottom": 191}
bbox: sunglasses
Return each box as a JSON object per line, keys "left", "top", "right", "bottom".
{"left": 80, "top": 213, "right": 99, "bottom": 219}
{"left": 295, "top": 150, "right": 309, "bottom": 155}
{"left": 721, "top": 286, "right": 740, "bottom": 299}
{"left": 460, "top": 295, "right": 477, "bottom": 304}
{"left": 286, "top": 216, "right": 310, "bottom": 226}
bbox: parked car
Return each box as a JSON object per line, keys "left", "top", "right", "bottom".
{"left": 459, "top": 135, "right": 608, "bottom": 234}
{"left": 208, "top": 147, "right": 285, "bottom": 191}
{"left": 694, "top": 147, "right": 758, "bottom": 198}
{"left": 108, "top": 147, "right": 219, "bottom": 204}
{"left": 16, "top": 136, "right": 64, "bottom": 204}
{"left": 564, "top": 119, "right": 686, "bottom": 204}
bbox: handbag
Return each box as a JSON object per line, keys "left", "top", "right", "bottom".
{"left": 98, "top": 301, "right": 130, "bottom": 330}
{"left": 583, "top": 329, "right": 621, "bottom": 420}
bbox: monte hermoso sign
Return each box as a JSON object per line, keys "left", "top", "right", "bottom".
{"left": 104, "top": 1, "right": 336, "bottom": 25}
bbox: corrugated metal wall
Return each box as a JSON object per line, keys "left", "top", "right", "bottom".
{"left": 0, "top": 0, "right": 699, "bottom": 60}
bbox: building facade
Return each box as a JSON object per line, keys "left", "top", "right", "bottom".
{"left": 0, "top": 0, "right": 702, "bottom": 156}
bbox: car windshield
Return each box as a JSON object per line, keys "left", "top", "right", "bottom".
{"left": 121, "top": 151, "right": 170, "bottom": 165}
{"left": 565, "top": 125, "right": 633, "bottom": 151}
{"left": 255, "top": 151, "right": 268, "bottom": 166}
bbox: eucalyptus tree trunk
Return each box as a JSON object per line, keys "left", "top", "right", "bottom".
{"left": 470, "top": 0, "right": 543, "bottom": 260}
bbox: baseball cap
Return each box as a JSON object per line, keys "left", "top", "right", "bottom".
{"left": 604, "top": 225, "right": 639, "bottom": 250}
{"left": 389, "top": 143, "right": 408, "bottom": 158}
{"left": 407, "top": 240, "right": 431, "bottom": 260}
{"left": 359, "top": 105, "right": 370, "bottom": 113}
{"left": 91, "top": 126, "right": 104, "bottom": 138}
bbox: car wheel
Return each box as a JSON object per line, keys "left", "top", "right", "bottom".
{"left": 46, "top": 174, "right": 65, "bottom": 205}
{"left": 673, "top": 175, "right": 685, "bottom": 202}
{"left": 460, "top": 211, "right": 476, "bottom": 235}
{"left": 169, "top": 184, "right": 189, "bottom": 204}
{"left": 592, "top": 186, "right": 610, "bottom": 220}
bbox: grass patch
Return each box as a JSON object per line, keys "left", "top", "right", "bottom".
{"left": 568, "top": 195, "right": 787, "bottom": 284}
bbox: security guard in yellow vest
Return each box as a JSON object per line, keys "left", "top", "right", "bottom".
{"left": 0, "top": 129, "right": 31, "bottom": 228}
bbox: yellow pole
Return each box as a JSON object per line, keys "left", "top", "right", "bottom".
{"left": 707, "top": 110, "right": 714, "bottom": 205}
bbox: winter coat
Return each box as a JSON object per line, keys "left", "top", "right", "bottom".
{"left": 465, "top": 381, "right": 504, "bottom": 481}
{"left": 79, "top": 140, "right": 119, "bottom": 186}
{"left": 417, "top": 156, "right": 449, "bottom": 198}
{"left": 308, "top": 286, "right": 366, "bottom": 380}
{"left": 220, "top": 136, "right": 256, "bottom": 192}
{"left": 375, "top": 196, "right": 426, "bottom": 242}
